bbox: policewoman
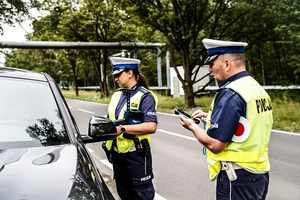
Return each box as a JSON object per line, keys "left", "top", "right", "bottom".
{"left": 179, "top": 39, "right": 273, "bottom": 200}
{"left": 105, "top": 57, "right": 157, "bottom": 200}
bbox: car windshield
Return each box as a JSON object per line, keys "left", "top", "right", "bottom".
{"left": 0, "top": 77, "right": 69, "bottom": 148}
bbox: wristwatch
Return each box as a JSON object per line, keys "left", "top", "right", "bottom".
{"left": 120, "top": 125, "right": 126, "bottom": 134}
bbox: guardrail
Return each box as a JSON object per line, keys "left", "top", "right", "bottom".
{"left": 75, "top": 85, "right": 300, "bottom": 91}
{"left": 205, "top": 85, "right": 300, "bottom": 90}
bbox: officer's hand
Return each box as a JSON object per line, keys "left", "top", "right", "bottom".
{"left": 178, "top": 115, "right": 194, "bottom": 131}
{"left": 191, "top": 110, "right": 207, "bottom": 122}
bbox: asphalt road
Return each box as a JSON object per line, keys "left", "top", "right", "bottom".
{"left": 66, "top": 99, "right": 300, "bottom": 200}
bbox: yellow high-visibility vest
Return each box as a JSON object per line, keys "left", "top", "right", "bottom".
{"left": 106, "top": 87, "right": 158, "bottom": 153}
{"left": 206, "top": 76, "right": 273, "bottom": 181}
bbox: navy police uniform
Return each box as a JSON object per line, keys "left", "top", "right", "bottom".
{"left": 208, "top": 72, "right": 269, "bottom": 200}
{"left": 107, "top": 57, "right": 157, "bottom": 200}
{"left": 203, "top": 39, "right": 271, "bottom": 200}
{"left": 110, "top": 82, "right": 157, "bottom": 200}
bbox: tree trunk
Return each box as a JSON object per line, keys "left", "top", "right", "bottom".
{"left": 183, "top": 64, "right": 196, "bottom": 109}
{"left": 183, "top": 82, "right": 196, "bottom": 109}
{"left": 91, "top": 50, "right": 105, "bottom": 95}
{"left": 168, "top": 38, "right": 196, "bottom": 108}
{"left": 70, "top": 59, "right": 78, "bottom": 96}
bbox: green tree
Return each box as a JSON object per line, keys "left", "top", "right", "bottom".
{"left": 5, "top": 48, "right": 63, "bottom": 82}
{"left": 0, "top": 0, "right": 31, "bottom": 35}
{"left": 116, "top": 0, "right": 297, "bottom": 108}
{"left": 31, "top": 2, "right": 85, "bottom": 96}
{"left": 32, "top": 0, "right": 147, "bottom": 96}
{"left": 77, "top": 0, "right": 145, "bottom": 95}
{"left": 245, "top": 0, "right": 300, "bottom": 85}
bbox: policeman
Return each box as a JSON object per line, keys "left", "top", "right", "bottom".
{"left": 105, "top": 57, "right": 158, "bottom": 200}
{"left": 179, "top": 39, "right": 273, "bottom": 200}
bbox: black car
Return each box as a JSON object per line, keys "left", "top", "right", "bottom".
{"left": 0, "top": 66, "right": 117, "bottom": 200}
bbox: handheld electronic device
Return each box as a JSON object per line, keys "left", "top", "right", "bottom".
{"left": 174, "top": 109, "right": 200, "bottom": 124}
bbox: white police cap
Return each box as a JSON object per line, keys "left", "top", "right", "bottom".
{"left": 109, "top": 57, "right": 141, "bottom": 75}
{"left": 202, "top": 38, "right": 248, "bottom": 64}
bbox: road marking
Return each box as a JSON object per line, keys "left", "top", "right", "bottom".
{"left": 87, "top": 147, "right": 94, "bottom": 153}
{"left": 157, "top": 112, "right": 176, "bottom": 117}
{"left": 272, "top": 129, "right": 300, "bottom": 136}
{"left": 100, "top": 159, "right": 113, "bottom": 169}
{"left": 157, "top": 129, "right": 197, "bottom": 141}
{"left": 77, "top": 108, "right": 95, "bottom": 114}
{"left": 158, "top": 112, "right": 300, "bottom": 136}
{"left": 157, "top": 128, "right": 300, "bottom": 143}
{"left": 67, "top": 98, "right": 108, "bottom": 106}
{"left": 154, "top": 193, "right": 167, "bottom": 200}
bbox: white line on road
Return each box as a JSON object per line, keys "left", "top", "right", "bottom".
{"left": 157, "top": 129, "right": 197, "bottom": 141}
{"left": 272, "top": 129, "right": 300, "bottom": 136}
{"left": 154, "top": 193, "right": 167, "bottom": 200}
{"left": 77, "top": 108, "right": 95, "bottom": 114}
{"left": 87, "top": 147, "right": 94, "bottom": 153}
{"left": 67, "top": 98, "right": 108, "bottom": 106}
{"left": 157, "top": 128, "right": 300, "bottom": 143}
{"left": 100, "top": 159, "right": 113, "bottom": 169}
{"left": 158, "top": 111, "right": 300, "bottom": 136}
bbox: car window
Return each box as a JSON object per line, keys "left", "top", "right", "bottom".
{"left": 0, "top": 77, "right": 70, "bottom": 147}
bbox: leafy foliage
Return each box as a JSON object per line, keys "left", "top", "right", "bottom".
{"left": 114, "top": 0, "right": 300, "bottom": 108}
{"left": 3, "top": 0, "right": 300, "bottom": 107}
{"left": 0, "top": 0, "right": 31, "bottom": 35}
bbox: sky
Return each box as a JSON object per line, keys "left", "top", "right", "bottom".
{"left": 0, "top": 21, "right": 32, "bottom": 67}
{"left": 1, "top": 6, "right": 43, "bottom": 42}
{"left": 1, "top": 0, "right": 40, "bottom": 42}
{"left": 1, "top": 22, "right": 31, "bottom": 42}
{"left": 0, "top": 8, "right": 42, "bottom": 66}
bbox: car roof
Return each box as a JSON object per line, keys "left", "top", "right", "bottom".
{"left": 0, "top": 67, "right": 48, "bottom": 82}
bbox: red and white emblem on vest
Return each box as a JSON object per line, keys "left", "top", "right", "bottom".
{"left": 232, "top": 117, "right": 251, "bottom": 143}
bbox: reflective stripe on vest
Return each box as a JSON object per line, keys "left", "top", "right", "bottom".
{"left": 206, "top": 76, "right": 273, "bottom": 181}
{"left": 106, "top": 87, "right": 157, "bottom": 153}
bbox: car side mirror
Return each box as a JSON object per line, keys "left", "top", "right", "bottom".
{"left": 81, "top": 116, "right": 117, "bottom": 143}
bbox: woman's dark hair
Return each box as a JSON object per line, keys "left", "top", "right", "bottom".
{"left": 138, "top": 73, "right": 150, "bottom": 89}
{"left": 130, "top": 68, "right": 149, "bottom": 89}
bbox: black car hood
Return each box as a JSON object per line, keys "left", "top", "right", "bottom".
{"left": 0, "top": 144, "right": 106, "bottom": 200}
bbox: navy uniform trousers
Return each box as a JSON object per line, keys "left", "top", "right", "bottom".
{"left": 216, "top": 169, "right": 269, "bottom": 200}
{"left": 112, "top": 150, "right": 155, "bottom": 200}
